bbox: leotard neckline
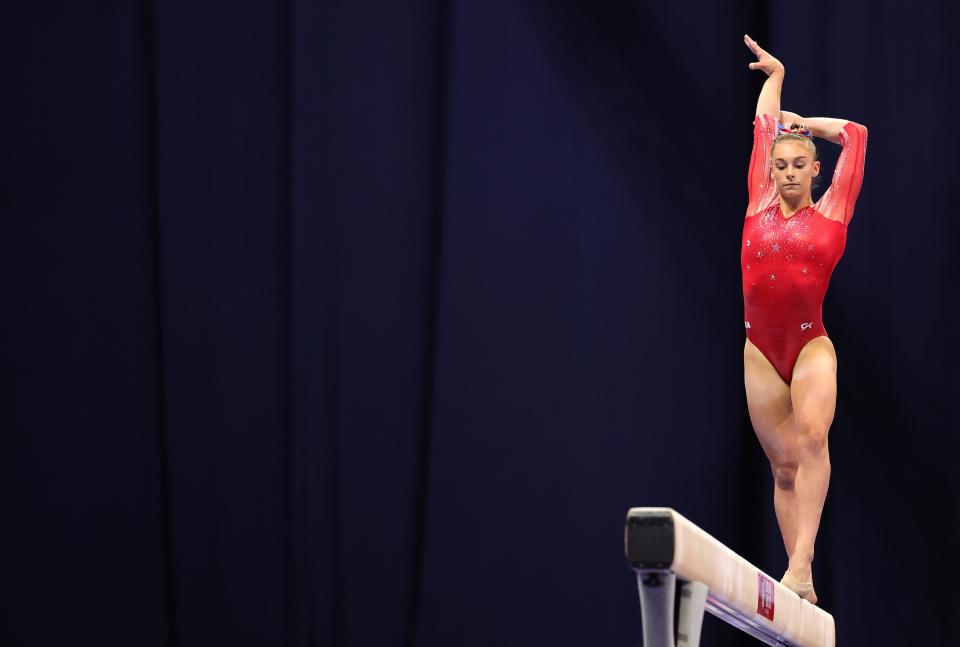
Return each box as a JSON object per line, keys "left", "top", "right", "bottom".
{"left": 776, "top": 202, "right": 815, "bottom": 220}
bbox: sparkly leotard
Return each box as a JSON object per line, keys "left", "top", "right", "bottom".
{"left": 742, "top": 114, "right": 868, "bottom": 384}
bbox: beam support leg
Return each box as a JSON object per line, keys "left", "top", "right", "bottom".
{"left": 676, "top": 580, "right": 708, "bottom": 647}
{"left": 637, "top": 570, "right": 677, "bottom": 647}
{"left": 637, "top": 572, "right": 708, "bottom": 647}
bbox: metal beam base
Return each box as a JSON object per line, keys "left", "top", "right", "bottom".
{"left": 637, "top": 570, "right": 708, "bottom": 647}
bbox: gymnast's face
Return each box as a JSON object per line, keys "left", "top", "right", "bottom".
{"left": 771, "top": 141, "right": 820, "bottom": 200}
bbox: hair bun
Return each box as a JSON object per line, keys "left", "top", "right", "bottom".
{"left": 777, "top": 122, "right": 812, "bottom": 138}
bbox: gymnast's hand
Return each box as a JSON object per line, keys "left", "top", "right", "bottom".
{"left": 744, "top": 34, "right": 784, "bottom": 76}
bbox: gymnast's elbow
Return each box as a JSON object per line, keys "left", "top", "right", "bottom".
{"left": 846, "top": 121, "right": 869, "bottom": 139}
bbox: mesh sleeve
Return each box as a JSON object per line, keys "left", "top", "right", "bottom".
{"left": 816, "top": 121, "right": 868, "bottom": 225}
{"left": 746, "top": 113, "right": 779, "bottom": 218}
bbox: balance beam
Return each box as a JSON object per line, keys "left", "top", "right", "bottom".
{"left": 624, "top": 508, "right": 835, "bottom": 647}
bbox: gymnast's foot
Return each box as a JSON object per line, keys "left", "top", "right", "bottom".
{"left": 781, "top": 560, "right": 817, "bottom": 605}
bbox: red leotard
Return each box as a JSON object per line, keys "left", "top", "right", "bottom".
{"left": 742, "top": 114, "right": 868, "bottom": 384}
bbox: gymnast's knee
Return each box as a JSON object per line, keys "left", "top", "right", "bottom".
{"left": 797, "top": 421, "right": 830, "bottom": 456}
{"left": 771, "top": 462, "right": 798, "bottom": 490}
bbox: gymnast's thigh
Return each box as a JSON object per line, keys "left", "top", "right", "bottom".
{"left": 790, "top": 336, "right": 838, "bottom": 434}
{"left": 744, "top": 338, "right": 795, "bottom": 462}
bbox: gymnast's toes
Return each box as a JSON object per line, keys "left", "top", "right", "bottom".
{"left": 781, "top": 570, "right": 818, "bottom": 605}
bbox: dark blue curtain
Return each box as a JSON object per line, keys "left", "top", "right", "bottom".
{"left": 2, "top": 1, "right": 956, "bottom": 646}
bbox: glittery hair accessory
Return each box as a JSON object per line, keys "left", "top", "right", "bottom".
{"left": 777, "top": 123, "right": 812, "bottom": 138}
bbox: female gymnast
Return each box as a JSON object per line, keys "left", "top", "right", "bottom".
{"left": 741, "top": 34, "right": 868, "bottom": 604}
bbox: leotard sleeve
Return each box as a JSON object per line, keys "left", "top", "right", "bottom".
{"left": 816, "top": 121, "right": 868, "bottom": 225}
{"left": 745, "top": 113, "right": 779, "bottom": 219}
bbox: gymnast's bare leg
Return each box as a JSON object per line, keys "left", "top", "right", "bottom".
{"left": 744, "top": 336, "right": 836, "bottom": 605}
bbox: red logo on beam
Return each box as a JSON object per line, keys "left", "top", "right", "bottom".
{"left": 757, "top": 573, "right": 775, "bottom": 620}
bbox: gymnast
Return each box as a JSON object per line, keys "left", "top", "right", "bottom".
{"left": 741, "top": 34, "right": 868, "bottom": 605}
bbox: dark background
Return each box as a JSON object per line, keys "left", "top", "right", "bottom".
{"left": 2, "top": 1, "right": 957, "bottom": 645}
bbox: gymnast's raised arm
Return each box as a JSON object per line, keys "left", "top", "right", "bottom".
{"left": 744, "top": 34, "right": 784, "bottom": 118}
{"left": 744, "top": 34, "right": 786, "bottom": 217}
